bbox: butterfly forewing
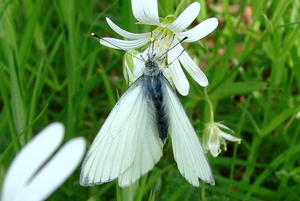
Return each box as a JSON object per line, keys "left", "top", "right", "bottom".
{"left": 80, "top": 78, "right": 164, "bottom": 186}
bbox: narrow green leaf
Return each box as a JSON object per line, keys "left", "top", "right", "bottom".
{"left": 9, "top": 48, "right": 27, "bottom": 138}
{"left": 261, "top": 106, "right": 297, "bottom": 137}
{"left": 148, "top": 191, "right": 156, "bottom": 201}
{"left": 209, "top": 82, "right": 267, "bottom": 99}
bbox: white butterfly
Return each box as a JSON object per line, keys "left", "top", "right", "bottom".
{"left": 80, "top": 38, "right": 214, "bottom": 187}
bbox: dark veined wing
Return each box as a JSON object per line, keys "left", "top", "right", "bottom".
{"left": 80, "top": 78, "right": 163, "bottom": 187}
{"left": 164, "top": 77, "right": 215, "bottom": 186}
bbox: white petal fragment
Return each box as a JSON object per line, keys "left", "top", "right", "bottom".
{"left": 216, "top": 123, "right": 235, "bottom": 133}
{"left": 21, "top": 137, "right": 86, "bottom": 201}
{"left": 168, "top": 56, "right": 190, "bottom": 96}
{"left": 131, "top": 0, "right": 160, "bottom": 25}
{"left": 208, "top": 143, "right": 221, "bottom": 158}
{"left": 100, "top": 37, "right": 150, "bottom": 50}
{"left": 178, "top": 48, "right": 208, "bottom": 87}
{"left": 1, "top": 123, "right": 64, "bottom": 201}
{"left": 143, "top": 0, "right": 161, "bottom": 25}
{"left": 219, "top": 131, "right": 242, "bottom": 143}
{"left": 169, "top": 2, "right": 200, "bottom": 33}
{"left": 177, "top": 18, "right": 219, "bottom": 42}
{"left": 106, "top": 18, "right": 149, "bottom": 39}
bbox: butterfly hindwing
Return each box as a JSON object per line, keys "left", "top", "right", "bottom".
{"left": 164, "top": 77, "right": 214, "bottom": 186}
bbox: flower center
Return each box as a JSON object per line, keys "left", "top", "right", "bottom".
{"left": 144, "top": 15, "right": 176, "bottom": 59}
{"left": 147, "top": 26, "right": 174, "bottom": 59}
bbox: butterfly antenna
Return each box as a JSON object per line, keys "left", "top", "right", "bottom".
{"left": 166, "top": 49, "right": 185, "bottom": 67}
{"left": 91, "top": 33, "right": 144, "bottom": 62}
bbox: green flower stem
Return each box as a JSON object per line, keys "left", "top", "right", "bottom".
{"left": 204, "top": 87, "right": 214, "bottom": 123}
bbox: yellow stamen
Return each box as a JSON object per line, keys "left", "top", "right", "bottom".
{"left": 163, "top": 44, "right": 170, "bottom": 49}
{"left": 155, "top": 29, "right": 162, "bottom": 33}
{"left": 165, "top": 35, "right": 170, "bottom": 39}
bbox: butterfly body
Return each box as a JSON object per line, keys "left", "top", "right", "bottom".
{"left": 142, "top": 55, "right": 169, "bottom": 143}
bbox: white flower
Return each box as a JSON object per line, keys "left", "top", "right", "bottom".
{"left": 1, "top": 122, "right": 86, "bottom": 201}
{"left": 203, "top": 122, "right": 241, "bottom": 157}
{"left": 99, "top": 0, "right": 218, "bottom": 96}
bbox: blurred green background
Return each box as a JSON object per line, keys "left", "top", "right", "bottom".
{"left": 0, "top": 0, "right": 299, "bottom": 200}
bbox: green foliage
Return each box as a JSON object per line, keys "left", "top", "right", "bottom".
{"left": 0, "top": 0, "right": 299, "bottom": 200}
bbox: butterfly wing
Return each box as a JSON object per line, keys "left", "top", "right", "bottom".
{"left": 118, "top": 110, "right": 163, "bottom": 186}
{"left": 80, "top": 78, "right": 163, "bottom": 187}
{"left": 164, "top": 78, "right": 215, "bottom": 186}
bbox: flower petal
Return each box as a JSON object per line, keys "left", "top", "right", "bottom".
{"left": 219, "top": 131, "right": 242, "bottom": 143}
{"left": 20, "top": 137, "right": 86, "bottom": 201}
{"left": 177, "top": 18, "right": 218, "bottom": 42}
{"left": 106, "top": 18, "right": 149, "bottom": 39}
{"left": 100, "top": 37, "right": 150, "bottom": 50}
{"left": 1, "top": 123, "right": 64, "bottom": 201}
{"left": 177, "top": 46, "right": 208, "bottom": 86}
{"left": 168, "top": 46, "right": 190, "bottom": 96}
{"left": 131, "top": 0, "right": 160, "bottom": 25}
{"left": 216, "top": 122, "right": 234, "bottom": 133}
{"left": 208, "top": 130, "right": 221, "bottom": 157}
{"left": 169, "top": 2, "right": 200, "bottom": 33}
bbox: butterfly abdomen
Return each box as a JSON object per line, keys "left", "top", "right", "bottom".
{"left": 143, "top": 73, "right": 169, "bottom": 143}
